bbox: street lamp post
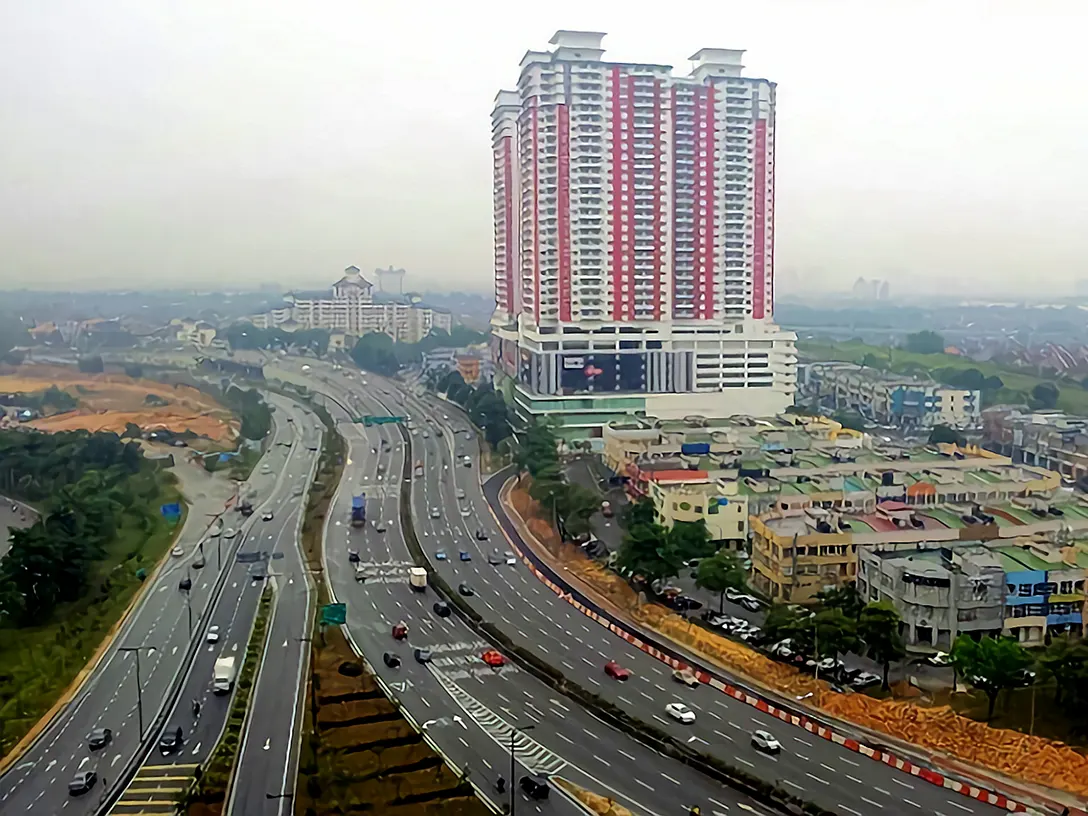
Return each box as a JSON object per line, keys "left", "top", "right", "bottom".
{"left": 509, "top": 724, "right": 534, "bottom": 816}
{"left": 119, "top": 645, "right": 156, "bottom": 738}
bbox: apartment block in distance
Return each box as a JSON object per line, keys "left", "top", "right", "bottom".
{"left": 800, "top": 362, "right": 981, "bottom": 430}
{"left": 490, "top": 31, "right": 797, "bottom": 445}
{"left": 983, "top": 407, "right": 1088, "bottom": 484}
{"left": 249, "top": 267, "right": 451, "bottom": 344}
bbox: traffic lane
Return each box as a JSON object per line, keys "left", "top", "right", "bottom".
{"left": 402, "top": 403, "right": 1011, "bottom": 816}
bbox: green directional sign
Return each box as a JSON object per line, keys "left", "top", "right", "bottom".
{"left": 319, "top": 603, "right": 347, "bottom": 626}
{"left": 359, "top": 415, "right": 406, "bottom": 426}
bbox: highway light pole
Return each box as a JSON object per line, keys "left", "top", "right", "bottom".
{"left": 119, "top": 645, "right": 156, "bottom": 738}
{"left": 509, "top": 724, "right": 534, "bottom": 816}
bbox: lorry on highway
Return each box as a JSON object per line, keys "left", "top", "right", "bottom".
{"left": 213, "top": 656, "right": 237, "bottom": 694}
{"left": 351, "top": 495, "right": 366, "bottom": 527}
{"left": 409, "top": 567, "right": 428, "bottom": 592}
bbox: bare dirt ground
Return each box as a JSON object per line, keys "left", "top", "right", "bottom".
{"left": 0, "top": 365, "right": 237, "bottom": 444}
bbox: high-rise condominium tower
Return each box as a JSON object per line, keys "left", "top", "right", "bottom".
{"left": 491, "top": 31, "right": 796, "bottom": 441}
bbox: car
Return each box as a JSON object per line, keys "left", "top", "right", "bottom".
{"left": 926, "top": 651, "right": 952, "bottom": 667}
{"left": 88, "top": 727, "right": 112, "bottom": 750}
{"left": 435, "top": 550, "right": 448, "bottom": 561}
{"left": 458, "top": 550, "right": 472, "bottom": 562}
{"left": 171, "top": 545, "right": 184, "bottom": 557}
{"left": 422, "top": 431, "right": 429, "bottom": 438}
{"left": 460, "top": 506, "right": 471, "bottom": 517}
{"left": 519, "top": 775, "right": 550, "bottom": 800}
{"left": 392, "top": 622, "right": 409, "bottom": 640}
{"left": 481, "top": 649, "right": 506, "bottom": 668}
{"left": 433, "top": 600, "right": 451, "bottom": 618}
{"left": 159, "top": 725, "right": 184, "bottom": 755}
{"left": 262, "top": 511, "right": 274, "bottom": 521}
{"left": 672, "top": 668, "right": 700, "bottom": 687}
{"left": 751, "top": 729, "right": 781, "bottom": 755}
{"left": 206, "top": 625, "right": 220, "bottom": 644}
{"left": 604, "top": 660, "right": 631, "bottom": 681}
{"left": 68, "top": 771, "right": 98, "bottom": 796}
{"left": 504, "top": 551, "right": 516, "bottom": 565}
{"left": 456, "top": 489, "right": 466, "bottom": 499}
{"left": 292, "top": 486, "right": 304, "bottom": 497}
{"left": 474, "top": 529, "right": 488, "bottom": 541}
{"left": 414, "top": 647, "right": 432, "bottom": 664}
{"left": 223, "top": 527, "right": 238, "bottom": 540}
{"left": 374, "top": 520, "right": 387, "bottom": 533}
{"left": 458, "top": 582, "right": 474, "bottom": 596}
{"left": 430, "top": 508, "right": 441, "bottom": 518}
{"left": 348, "top": 549, "right": 360, "bottom": 563}
{"left": 850, "top": 671, "right": 881, "bottom": 688}
{"left": 383, "top": 652, "right": 401, "bottom": 669}
{"left": 488, "top": 550, "right": 503, "bottom": 565}
{"left": 192, "top": 556, "right": 205, "bottom": 569}
{"left": 665, "top": 702, "right": 696, "bottom": 723}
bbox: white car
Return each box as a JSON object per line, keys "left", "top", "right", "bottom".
{"left": 171, "top": 545, "right": 184, "bottom": 557}
{"left": 665, "top": 702, "right": 696, "bottom": 724}
{"left": 751, "top": 729, "right": 781, "bottom": 754}
{"left": 430, "top": 508, "right": 441, "bottom": 519}
{"left": 223, "top": 528, "right": 238, "bottom": 539}
{"left": 262, "top": 512, "right": 274, "bottom": 521}
{"left": 504, "top": 552, "right": 517, "bottom": 565}
{"left": 206, "top": 625, "right": 220, "bottom": 644}
{"left": 926, "top": 651, "right": 952, "bottom": 667}
{"left": 456, "top": 489, "right": 466, "bottom": 500}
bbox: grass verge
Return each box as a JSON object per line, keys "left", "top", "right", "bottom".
{"left": 0, "top": 471, "right": 184, "bottom": 757}
{"left": 184, "top": 585, "right": 274, "bottom": 813}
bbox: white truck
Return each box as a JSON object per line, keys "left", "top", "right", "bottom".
{"left": 213, "top": 656, "right": 237, "bottom": 694}
{"left": 408, "top": 567, "right": 428, "bottom": 592}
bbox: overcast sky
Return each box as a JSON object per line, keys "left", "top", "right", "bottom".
{"left": 2, "top": 0, "right": 1085, "bottom": 296}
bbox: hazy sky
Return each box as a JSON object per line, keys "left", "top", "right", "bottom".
{"left": 2, "top": 1, "right": 1086, "bottom": 296}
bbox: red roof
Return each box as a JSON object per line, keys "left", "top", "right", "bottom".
{"left": 648, "top": 470, "right": 708, "bottom": 482}
{"left": 878, "top": 500, "right": 911, "bottom": 512}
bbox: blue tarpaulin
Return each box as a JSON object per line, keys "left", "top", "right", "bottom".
{"left": 160, "top": 502, "right": 182, "bottom": 521}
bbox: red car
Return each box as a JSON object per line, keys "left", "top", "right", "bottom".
{"left": 604, "top": 660, "right": 631, "bottom": 681}
{"left": 481, "top": 649, "right": 506, "bottom": 668}
{"left": 392, "top": 622, "right": 408, "bottom": 641}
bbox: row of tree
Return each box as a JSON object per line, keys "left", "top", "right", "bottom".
{"left": 430, "top": 370, "right": 512, "bottom": 447}
{"left": 222, "top": 323, "right": 330, "bottom": 357}
{"left": 217, "top": 384, "right": 272, "bottom": 440}
{"left": 0, "top": 430, "right": 156, "bottom": 624}
{"left": 512, "top": 419, "right": 600, "bottom": 539}
{"left": 350, "top": 326, "right": 489, "bottom": 376}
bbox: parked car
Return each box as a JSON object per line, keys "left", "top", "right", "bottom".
{"left": 665, "top": 702, "right": 696, "bottom": 723}
{"left": 926, "top": 651, "right": 952, "bottom": 667}
{"left": 604, "top": 660, "right": 631, "bottom": 681}
{"left": 751, "top": 729, "right": 781, "bottom": 755}
{"left": 850, "top": 671, "right": 881, "bottom": 688}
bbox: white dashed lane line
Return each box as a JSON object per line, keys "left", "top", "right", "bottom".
{"left": 891, "top": 778, "right": 914, "bottom": 789}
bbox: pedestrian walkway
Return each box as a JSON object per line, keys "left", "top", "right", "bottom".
{"left": 108, "top": 762, "right": 199, "bottom": 815}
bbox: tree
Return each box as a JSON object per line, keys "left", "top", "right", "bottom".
{"left": 860, "top": 352, "right": 884, "bottom": 370}
{"left": 1030, "top": 382, "right": 1060, "bottom": 410}
{"left": 350, "top": 332, "right": 400, "bottom": 375}
{"left": 668, "top": 519, "right": 716, "bottom": 562}
{"left": 615, "top": 520, "right": 680, "bottom": 585}
{"left": 950, "top": 635, "right": 1034, "bottom": 720}
{"left": 77, "top": 355, "right": 104, "bottom": 374}
{"left": 556, "top": 483, "right": 599, "bottom": 539}
{"left": 124, "top": 363, "right": 144, "bottom": 379}
{"left": 858, "top": 601, "right": 906, "bottom": 690}
{"left": 928, "top": 424, "right": 966, "bottom": 446}
{"left": 816, "top": 582, "right": 865, "bottom": 621}
{"left": 762, "top": 603, "right": 805, "bottom": 645}
{"left": 792, "top": 608, "right": 858, "bottom": 663}
{"left": 831, "top": 410, "right": 866, "bottom": 432}
{"left": 903, "top": 330, "right": 945, "bottom": 355}
{"left": 1037, "top": 635, "right": 1088, "bottom": 711}
{"left": 695, "top": 550, "right": 747, "bottom": 613}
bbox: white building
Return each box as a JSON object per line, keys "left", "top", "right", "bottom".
{"left": 490, "top": 31, "right": 796, "bottom": 443}
{"left": 250, "top": 267, "right": 451, "bottom": 344}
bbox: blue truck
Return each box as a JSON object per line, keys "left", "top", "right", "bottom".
{"left": 351, "top": 495, "right": 366, "bottom": 527}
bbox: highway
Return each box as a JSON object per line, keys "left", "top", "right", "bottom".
{"left": 107, "top": 394, "right": 322, "bottom": 815}
{"left": 273, "top": 363, "right": 779, "bottom": 816}
{"left": 289, "top": 362, "right": 1013, "bottom": 816}
{"left": 0, "top": 397, "right": 307, "bottom": 816}
{"left": 0, "top": 494, "right": 36, "bottom": 561}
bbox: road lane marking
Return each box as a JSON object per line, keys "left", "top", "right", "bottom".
{"left": 634, "top": 779, "right": 654, "bottom": 791}
{"left": 946, "top": 803, "right": 973, "bottom": 813}
{"left": 861, "top": 797, "right": 883, "bottom": 809}
{"left": 804, "top": 773, "right": 828, "bottom": 785}
{"left": 892, "top": 778, "right": 914, "bottom": 789}
{"left": 838, "top": 806, "right": 863, "bottom": 816}
{"left": 873, "top": 786, "right": 891, "bottom": 796}
{"left": 781, "top": 779, "right": 803, "bottom": 790}
{"left": 617, "top": 750, "right": 636, "bottom": 761}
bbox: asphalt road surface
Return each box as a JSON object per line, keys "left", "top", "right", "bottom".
{"left": 273, "top": 363, "right": 780, "bottom": 816}
{"left": 292, "top": 363, "right": 1011, "bottom": 816}
{"left": 0, "top": 404, "right": 305, "bottom": 816}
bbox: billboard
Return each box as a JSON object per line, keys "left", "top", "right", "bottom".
{"left": 558, "top": 352, "right": 647, "bottom": 393}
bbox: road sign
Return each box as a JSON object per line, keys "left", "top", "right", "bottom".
{"left": 320, "top": 603, "right": 347, "bottom": 626}
{"left": 359, "top": 415, "right": 407, "bottom": 426}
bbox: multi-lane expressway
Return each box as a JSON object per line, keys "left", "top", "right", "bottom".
{"left": 288, "top": 366, "right": 778, "bottom": 816}
{"left": 281, "top": 360, "right": 1014, "bottom": 816}
{"left": 0, "top": 393, "right": 318, "bottom": 816}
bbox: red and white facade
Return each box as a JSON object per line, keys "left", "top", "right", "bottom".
{"left": 492, "top": 32, "right": 795, "bottom": 426}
